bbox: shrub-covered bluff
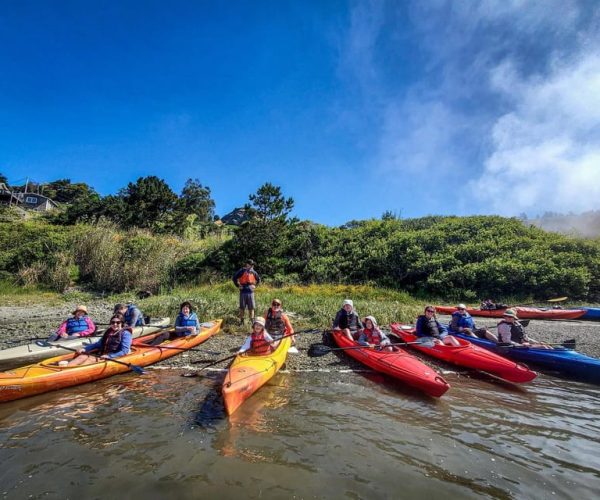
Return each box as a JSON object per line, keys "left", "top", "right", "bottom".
{"left": 1, "top": 214, "right": 599, "bottom": 301}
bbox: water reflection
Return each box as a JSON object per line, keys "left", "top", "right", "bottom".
{"left": 0, "top": 369, "right": 598, "bottom": 499}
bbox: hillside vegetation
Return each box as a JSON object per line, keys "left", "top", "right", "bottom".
{"left": 1, "top": 215, "right": 598, "bottom": 301}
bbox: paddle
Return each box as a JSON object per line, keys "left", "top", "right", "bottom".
{"left": 308, "top": 338, "right": 436, "bottom": 357}
{"left": 35, "top": 340, "right": 145, "bottom": 374}
{"left": 181, "top": 328, "right": 321, "bottom": 377}
{"left": 513, "top": 297, "right": 568, "bottom": 307}
{"left": 497, "top": 338, "right": 576, "bottom": 350}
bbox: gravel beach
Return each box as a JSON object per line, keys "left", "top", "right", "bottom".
{"left": 1, "top": 301, "right": 599, "bottom": 374}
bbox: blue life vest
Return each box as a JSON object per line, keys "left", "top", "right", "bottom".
{"left": 125, "top": 305, "right": 144, "bottom": 326}
{"left": 449, "top": 312, "right": 475, "bottom": 332}
{"left": 177, "top": 312, "right": 198, "bottom": 328}
{"left": 66, "top": 316, "right": 89, "bottom": 335}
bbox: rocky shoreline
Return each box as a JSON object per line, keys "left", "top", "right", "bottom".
{"left": 1, "top": 302, "right": 600, "bottom": 373}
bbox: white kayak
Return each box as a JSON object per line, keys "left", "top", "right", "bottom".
{"left": 0, "top": 317, "right": 170, "bottom": 370}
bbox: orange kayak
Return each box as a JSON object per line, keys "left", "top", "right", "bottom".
{"left": 222, "top": 334, "right": 291, "bottom": 415}
{"left": 0, "top": 320, "right": 222, "bottom": 403}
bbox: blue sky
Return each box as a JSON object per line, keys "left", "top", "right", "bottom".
{"left": 1, "top": 1, "right": 599, "bottom": 225}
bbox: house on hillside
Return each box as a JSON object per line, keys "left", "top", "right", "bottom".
{"left": 0, "top": 183, "right": 59, "bottom": 212}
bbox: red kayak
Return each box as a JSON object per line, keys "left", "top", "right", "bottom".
{"left": 434, "top": 305, "right": 586, "bottom": 320}
{"left": 331, "top": 330, "right": 450, "bottom": 397}
{"left": 390, "top": 324, "right": 537, "bottom": 383}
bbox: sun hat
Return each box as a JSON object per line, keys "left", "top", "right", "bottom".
{"left": 503, "top": 309, "right": 519, "bottom": 319}
{"left": 457, "top": 304, "right": 467, "bottom": 309}
{"left": 342, "top": 299, "right": 354, "bottom": 307}
{"left": 73, "top": 305, "right": 88, "bottom": 315}
{"left": 272, "top": 298, "right": 282, "bottom": 306}
{"left": 253, "top": 317, "right": 266, "bottom": 327}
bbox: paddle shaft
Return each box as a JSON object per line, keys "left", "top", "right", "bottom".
{"left": 42, "top": 342, "right": 145, "bottom": 373}
{"left": 189, "top": 329, "right": 320, "bottom": 369}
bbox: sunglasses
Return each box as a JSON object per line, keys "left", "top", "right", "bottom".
{"left": 425, "top": 309, "right": 435, "bottom": 313}
{"left": 272, "top": 302, "right": 281, "bottom": 307}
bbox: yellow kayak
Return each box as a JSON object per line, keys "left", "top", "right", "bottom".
{"left": 222, "top": 335, "right": 291, "bottom": 415}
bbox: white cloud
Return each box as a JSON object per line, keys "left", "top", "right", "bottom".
{"left": 341, "top": 0, "right": 599, "bottom": 215}
{"left": 470, "top": 53, "right": 600, "bottom": 214}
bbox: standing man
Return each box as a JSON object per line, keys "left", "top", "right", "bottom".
{"left": 233, "top": 260, "right": 261, "bottom": 325}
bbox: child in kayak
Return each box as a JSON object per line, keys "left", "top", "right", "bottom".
{"left": 174, "top": 301, "right": 200, "bottom": 337}
{"left": 333, "top": 299, "right": 364, "bottom": 341}
{"left": 239, "top": 317, "right": 276, "bottom": 355}
{"left": 68, "top": 314, "right": 132, "bottom": 366}
{"left": 49, "top": 305, "right": 96, "bottom": 341}
{"left": 358, "top": 316, "right": 394, "bottom": 351}
{"left": 416, "top": 306, "right": 460, "bottom": 346}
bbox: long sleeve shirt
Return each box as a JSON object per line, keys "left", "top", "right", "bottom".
{"left": 238, "top": 331, "right": 274, "bottom": 353}
{"left": 175, "top": 312, "right": 200, "bottom": 335}
{"left": 84, "top": 330, "right": 132, "bottom": 359}
{"left": 56, "top": 316, "right": 96, "bottom": 337}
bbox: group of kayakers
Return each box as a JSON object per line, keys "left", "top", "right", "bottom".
{"left": 50, "top": 256, "right": 550, "bottom": 366}
{"left": 330, "top": 299, "right": 545, "bottom": 349}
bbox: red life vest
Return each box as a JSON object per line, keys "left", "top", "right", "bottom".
{"left": 363, "top": 328, "right": 383, "bottom": 345}
{"left": 239, "top": 270, "right": 257, "bottom": 285}
{"left": 251, "top": 330, "right": 271, "bottom": 354}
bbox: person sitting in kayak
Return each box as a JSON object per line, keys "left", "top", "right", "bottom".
{"left": 496, "top": 309, "right": 551, "bottom": 348}
{"left": 239, "top": 317, "right": 275, "bottom": 355}
{"left": 449, "top": 304, "right": 498, "bottom": 342}
{"left": 416, "top": 306, "right": 460, "bottom": 346}
{"left": 174, "top": 301, "right": 200, "bottom": 337}
{"left": 114, "top": 303, "right": 145, "bottom": 328}
{"left": 68, "top": 314, "right": 132, "bottom": 366}
{"left": 264, "top": 298, "right": 295, "bottom": 345}
{"left": 358, "top": 316, "right": 394, "bottom": 351}
{"left": 49, "top": 305, "right": 96, "bottom": 341}
{"left": 333, "top": 299, "right": 363, "bottom": 341}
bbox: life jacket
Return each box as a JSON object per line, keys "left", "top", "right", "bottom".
{"left": 265, "top": 308, "right": 285, "bottom": 336}
{"left": 338, "top": 311, "right": 360, "bottom": 332}
{"left": 363, "top": 327, "right": 383, "bottom": 345}
{"left": 124, "top": 305, "right": 144, "bottom": 326}
{"left": 238, "top": 270, "right": 257, "bottom": 286}
{"left": 418, "top": 316, "right": 441, "bottom": 337}
{"left": 66, "top": 316, "right": 89, "bottom": 335}
{"left": 177, "top": 312, "right": 198, "bottom": 327}
{"left": 100, "top": 328, "right": 130, "bottom": 355}
{"left": 450, "top": 312, "right": 475, "bottom": 331}
{"left": 498, "top": 320, "right": 525, "bottom": 343}
{"left": 250, "top": 330, "right": 271, "bottom": 355}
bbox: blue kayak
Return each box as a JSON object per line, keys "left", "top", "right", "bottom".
{"left": 454, "top": 333, "right": 600, "bottom": 383}
{"left": 580, "top": 307, "right": 600, "bottom": 321}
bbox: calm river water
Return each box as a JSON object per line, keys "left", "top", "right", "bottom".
{"left": 0, "top": 367, "right": 598, "bottom": 499}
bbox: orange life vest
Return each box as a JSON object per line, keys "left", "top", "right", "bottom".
{"left": 251, "top": 330, "right": 271, "bottom": 354}
{"left": 239, "top": 270, "right": 257, "bottom": 285}
{"left": 363, "top": 328, "right": 383, "bottom": 345}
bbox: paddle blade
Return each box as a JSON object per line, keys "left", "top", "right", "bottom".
{"left": 130, "top": 365, "right": 146, "bottom": 375}
{"left": 562, "top": 339, "right": 576, "bottom": 350}
{"left": 547, "top": 296, "right": 568, "bottom": 302}
{"left": 35, "top": 340, "right": 51, "bottom": 347}
{"left": 416, "top": 339, "right": 436, "bottom": 348}
{"left": 307, "top": 344, "right": 332, "bottom": 357}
